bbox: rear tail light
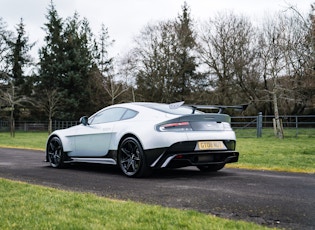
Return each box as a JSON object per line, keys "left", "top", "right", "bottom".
{"left": 157, "top": 121, "right": 193, "bottom": 132}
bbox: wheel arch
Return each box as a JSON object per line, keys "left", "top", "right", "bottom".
{"left": 117, "top": 133, "right": 143, "bottom": 150}
{"left": 46, "top": 133, "right": 73, "bottom": 158}
{"left": 117, "top": 133, "right": 152, "bottom": 177}
{"left": 46, "top": 134, "right": 57, "bottom": 161}
{"left": 116, "top": 133, "right": 149, "bottom": 166}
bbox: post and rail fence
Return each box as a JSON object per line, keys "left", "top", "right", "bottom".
{"left": 231, "top": 114, "right": 315, "bottom": 137}
{"left": 0, "top": 114, "right": 314, "bottom": 138}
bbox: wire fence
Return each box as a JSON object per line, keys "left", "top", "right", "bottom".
{"left": 1, "top": 114, "right": 314, "bottom": 138}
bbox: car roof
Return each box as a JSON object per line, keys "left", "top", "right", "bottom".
{"left": 111, "top": 102, "right": 199, "bottom": 115}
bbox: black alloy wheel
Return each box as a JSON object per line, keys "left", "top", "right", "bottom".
{"left": 118, "top": 137, "right": 150, "bottom": 177}
{"left": 47, "top": 136, "right": 66, "bottom": 168}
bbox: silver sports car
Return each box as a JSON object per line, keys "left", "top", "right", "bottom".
{"left": 46, "top": 102, "right": 245, "bottom": 177}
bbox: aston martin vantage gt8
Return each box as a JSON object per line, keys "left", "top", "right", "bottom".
{"left": 46, "top": 102, "right": 245, "bottom": 177}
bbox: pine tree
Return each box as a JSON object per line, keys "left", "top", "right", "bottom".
{"left": 0, "top": 18, "right": 34, "bottom": 136}
{"left": 38, "top": 2, "right": 99, "bottom": 120}
{"left": 38, "top": 1, "right": 64, "bottom": 91}
{"left": 5, "top": 18, "right": 34, "bottom": 95}
{"left": 60, "top": 13, "right": 95, "bottom": 118}
{"left": 173, "top": 2, "right": 199, "bottom": 101}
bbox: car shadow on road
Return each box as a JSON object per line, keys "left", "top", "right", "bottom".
{"left": 44, "top": 163, "right": 236, "bottom": 179}
{"left": 44, "top": 163, "right": 121, "bottom": 175}
{"left": 150, "top": 167, "right": 235, "bottom": 179}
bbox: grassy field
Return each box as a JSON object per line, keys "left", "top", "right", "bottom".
{"left": 232, "top": 138, "right": 315, "bottom": 173}
{"left": 0, "top": 178, "right": 273, "bottom": 230}
{"left": 234, "top": 127, "right": 314, "bottom": 138}
{"left": 233, "top": 128, "right": 315, "bottom": 173}
{"left": 0, "top": 131, "right": 47, "bottom": 150}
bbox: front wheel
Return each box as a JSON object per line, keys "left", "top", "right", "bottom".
{"left": 47, "top": 136, "right": 66, "bottom": 168}
{"left": 197, "top": 164, "right": 225, "bottom": 172}
{"left": 118, "top": 137, "right": 151, "bottom": 178}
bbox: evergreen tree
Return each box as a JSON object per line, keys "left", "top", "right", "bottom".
{"left": 0, "top": 18, "right": 10, "bottom": 74}
{"left": 173, "top": 2, "right": 200, "bottom": 101}
{"left": 60, "top": 13, "right": 95, "bottom": 118}
{"left": 38, "top": 2, "right": 103, "bottom": 120}
{"left": 5, "top": 18, "right": 34, "bottom": 96}
{"left": 36, "top": 2, "right": 65, "bottom": 121}
{"left": 0, "top": 18, "right": 34, "bottom": 136}
{"left": 38, "top": 2, "right": 64, "bottom": 90}
{"left": 97, "top": 24, "right": 114, "bottom": 74}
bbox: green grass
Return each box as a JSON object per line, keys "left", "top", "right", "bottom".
{"left": 233, "top": 137, "right": 315, "bottom": 173}
{"left": 0, "top": 178, "right": 273, "bottom": 230}
{"left": 234, "top": 128, "right": 315, "bottom": 138}
{"left": 231, "top": 128, "right": 315, "bottom": 173}
{"left": 0, "top": 131, "right": 48, "bottom": 150}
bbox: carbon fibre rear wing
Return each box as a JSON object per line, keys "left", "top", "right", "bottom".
{"left": 169, "top": 101, "right": 248, "bottom": 114}
{"left": 188, "top": 104, "right": 248, "bottom": 114}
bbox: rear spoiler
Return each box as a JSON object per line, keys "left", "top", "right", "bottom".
{"left": 188, "top": 104, "right": 248, "bottom": 114}
{"left": 169, "top": 101, "right": 248, "bottom": 114}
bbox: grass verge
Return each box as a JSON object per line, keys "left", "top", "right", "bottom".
{"left": 0, "top": 131, "right": 47, "bottom": 150}
{"left": 0, "top": 178, "right": 273, "bottom": 230}
{"left": 232, "top": 137, "right": 315, "bottom": 173}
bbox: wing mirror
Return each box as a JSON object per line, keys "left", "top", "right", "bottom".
{"left": 79, "top": 116, "right": 89, "bottom": 126}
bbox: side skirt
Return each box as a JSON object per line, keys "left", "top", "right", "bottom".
{"left": 64, "top": 158, "right": 117, "bottom": 165}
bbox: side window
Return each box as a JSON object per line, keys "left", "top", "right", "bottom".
{"left": 121, "top": 109, "right": 138, "bottom": 120}
{"left": 90, "top": 108, "right": 127, "bottom": 124}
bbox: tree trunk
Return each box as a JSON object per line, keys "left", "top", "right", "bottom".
{"left": 10, "top": 108, "right": 15, "bottom": 138}
{"left": 48, "top": 118, "right": 52, "bottom": 134}
{"left": 273, "top": 90, "right": 284, "bottom": 139}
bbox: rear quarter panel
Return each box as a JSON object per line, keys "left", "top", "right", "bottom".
{"left": 109, "top": 116, "right": 187, "bottom": 150}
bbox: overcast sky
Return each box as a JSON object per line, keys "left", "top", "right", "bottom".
{"left": 0, "top": 0, "right": 312, "bottom": 58}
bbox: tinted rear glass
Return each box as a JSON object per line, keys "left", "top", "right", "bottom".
{"left": 138, "top": 103, "right": 203, "bottom": 115}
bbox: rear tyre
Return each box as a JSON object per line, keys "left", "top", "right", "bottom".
{"left": 197, "top": 164, "right": 225, "bottom": 172}
{"left": 118, "top": 137, "right": 151, "bottom": 178}
{"left": 47, "top": 136, "right": 66, "bottom": 168}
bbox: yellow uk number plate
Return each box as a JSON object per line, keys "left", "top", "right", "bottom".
{"left": 196, "top": 141, "right": 227, "bottom": 150}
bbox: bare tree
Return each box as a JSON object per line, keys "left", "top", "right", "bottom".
{"left": 103, "top": 69, "right": 129, "bottom": 104}
{"left": 282, "top": 5, "right": 315, "bottom": 114}
{"left": 95, "top": 24, "right": 130, "bottom": 105}
{"left": 117, "top": 51, "right": 141, "bottom": 102}
{"left": 257, "top": 9, "right": 314, "bottom": 138}
{"left": 36, "top": 89, "right": 61, "bottom": 134}
{"left": 131, "top": 21, "right": 178, "bottom": 102}
{"left": 197, "top": 12, "right": 259, "bottom": 107}
{"left": 129, "top": 21, "right": 199, "bottom": 102}
{"left": 0, "top": 77, "right": 32, "bottom": 137}
{"left": 257, "top": 15, "right": 289, "bottom": 138}
{"left": 126, "top": 3, "right": 199, "bottom": 103}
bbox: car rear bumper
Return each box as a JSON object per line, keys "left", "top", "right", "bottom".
{"left": 145, "top": 140, "right": 239, "bottom": 169}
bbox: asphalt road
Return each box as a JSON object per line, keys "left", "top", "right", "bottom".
{"left": 0, "top": 148, "right": 314, "bottom": 230}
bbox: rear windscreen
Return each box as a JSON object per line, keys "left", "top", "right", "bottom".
{"left": 138, "top": 103, "right": 203, "bottom": 115}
